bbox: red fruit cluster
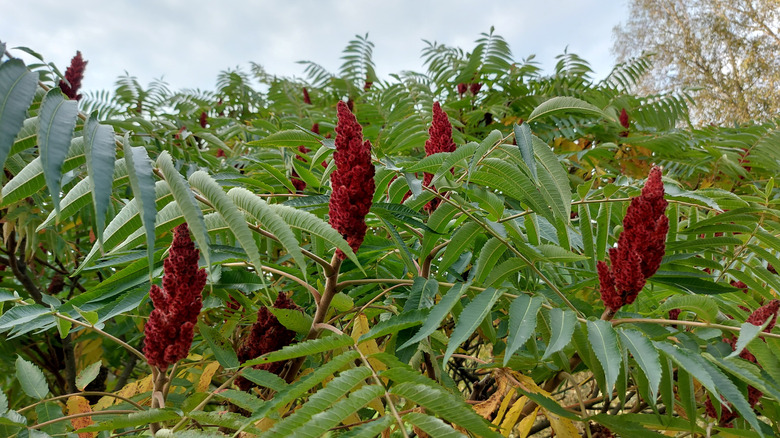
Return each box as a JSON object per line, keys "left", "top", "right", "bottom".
{"left": 422, "top": 102, "right": 456, "bottom": 213}
{"left": 302, "top": 87, "right": 312, "bottom": 105}
{"left": 457, "top": 83, "right": 482, "bottom": 96}
{"left": 619, "top": 108, "right": 630, "bottom": 137}
{"left": 597, "top": 167, "right": 668, "bottom": 312}
{"left": 143, "top": 224, "right": 207, "bottom": 369}
{"left": 48, "top": 274, "right": 65, "bottom": 294}
{"left": 199, "top": 111, "right": 208, "bottom": 128}
{"left": 706, "top": 299, "right": 779, "bottom": 426}
{"left": 329, "top": 101, "right": 376, "bottom": 259}
{"left": 59, "top": 51, "right": 87, "bottom": 101}
{"left": 236, "top": 293, "right": 302, "bottom": 390}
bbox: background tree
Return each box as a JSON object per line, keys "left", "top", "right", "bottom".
{"left": 613, "top": 0, "right": 780, "bottom": 124}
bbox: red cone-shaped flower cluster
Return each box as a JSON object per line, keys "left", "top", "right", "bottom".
{"left": 746, "top": 299, "right": 779, "bottom": 331}
{"left": 302, "top": 87, "right": 311, "bottom": 105}
{"left": 236, "top": 293, "right": 302, "bottom": 390}
{"left": 329, "top": 101, "right": 375, "bottom": 259}
{"left": 422, "top": 102, "right": 456, "bottom": 213}
{"left": 619, "top": 108, "right": 630, "bottom": 137}
{"left": 619, "top": 109, "right": 630, "bottom": 129}
{"left": 59, "top": 51, "right": 87, "bottom": 101}
{"left": 143, "top": 224, "right": 206, "bottom": 369}
{"left": 598, "top": 167, "right": 668, "bottom": 312}
{"left": 199, "top": 111, "right": 208, "bottom": 128}
{"left": 707, "top": 299, "right": 779, "bottom": 426}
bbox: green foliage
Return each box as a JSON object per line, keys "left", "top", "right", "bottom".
{"left": 0, "top": 29, "right": 779, "bottom": 437}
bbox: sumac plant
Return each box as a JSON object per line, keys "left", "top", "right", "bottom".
{"left": 0, "top": 29, "right": 779, "bottom": 438}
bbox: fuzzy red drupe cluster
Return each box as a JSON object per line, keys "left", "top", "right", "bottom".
{"left": 597, "top": 167, "right": 669, "bottom": 312}
{"left": 236, "top": 293, "right": 302, "bottom": 390}
{"left": 421, "top": 102, "right": 456, "bottom": 213}
{"left": 457, "top": 82, "right": 481, "bottom": 96}
{"left": 329, "top": 101, "right": 375, "bottom": 259}
{"left": 143, "top": 224, "right": 207, "bottom": 369}
{"left": 619, "top": 108, "right": 630, "bottom": 137}
{"left": 59, "top": 51, "right": 87, "bottom": 101}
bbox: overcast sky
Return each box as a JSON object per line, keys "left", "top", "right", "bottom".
{"left": 3, "top": 0, "right": 628, "bottom": 93}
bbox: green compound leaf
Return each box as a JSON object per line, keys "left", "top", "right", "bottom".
{"left": 618, "top": 328, "right": 661, "bottom": 401}
{"left": 391, "top": 382, "right": 502, "bottom": 438}
{"left": 123, "top": 136, "right": 158, "bottom": 277}
{"left": 198, "top": 321, "right": 239, "bottom": 369}
{"left": 242, "top": 334, "right": 355, "bottom": 367}
{"left": 158, "top": 151, "right": 210, "bottom": 270}
{"left": 15, "top": 356, "right": 49, "bottom": 400}
{"left": 588, "top": 319, "right": 622, "bottom": 399}
{"left": 0, "top": 59, "right": 37, "bottom": 177}
{"left": 83, "top": 113, "right": 116, "bottom": 247}
{"left": 504, "top": 294, "right": 544, "bottom": 366}
{"left": 189, "top": 170, "right": 263, "bottom": 274}
{"left": 400, "top": 282, "right": 467, "bottom": 350}
{"left": 542, "top": 308, "right": 577, "bottom": 360}
{"left": 527, "top": 96, "right": 612, "bottom": 123}
{"left": 39, "top": 88, "right": 79, "bottom": 214}
{"left": 443, "top": 287, "right": 502, "bottom": 364}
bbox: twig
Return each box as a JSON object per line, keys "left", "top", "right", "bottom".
{"left": 31, "top": 410, "right": 136, "bottom": 430}
{"left": 612, "top": 317, "right": 780, "bottom": 340}
{"left": 53, "top": 312, "right": 147, "bottom": 361}
{"left": 283, "top": 254, "right": 342, "bottom": 383}
{"left": 222, "top": 261, "right": 321, "bottom": 302}
{"left": 19, "top": 391, "right": 145, "bottom": 413}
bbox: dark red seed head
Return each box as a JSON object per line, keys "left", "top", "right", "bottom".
{"left": 143, "top": 224, "right": 206, "bottom": 369}
{"left": 328, "top": 101, "right": 375, "bottom": 259}
{"left": 59, "top": 51, "right": 87, "bottom": 101}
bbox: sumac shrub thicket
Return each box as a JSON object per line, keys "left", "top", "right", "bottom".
{"left": 0, "top": 31, "right": 779, "bottom": 437}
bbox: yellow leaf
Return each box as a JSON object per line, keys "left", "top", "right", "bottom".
{"left": 499, "top": 396, "right": 527, "bottom": 435}
{"left": 508, "top": 371, "right": 581, "bottom": 437}
{"left": 543, "top": 408, "right": 580, "bottom": 438}
{"left": 491, "top": 390, "right": 516, "bottom": 427}
{"left": 342, "top": 412, "right": 362, "bottom": 427}
{"left": 350, "top": 314, "right": 386, "bottom": 371}
{"left": 137, "top": 374, "right": 154, "bottom": 394}
{"left": 66, "top": 396, "right": 96, "bottom": 438}
{"left": 115, "top": 380, "right": 138, "bottom": 402}
{"left": 93, "top": 395, "right": 114, "bottom": 411}
{"left": 197, "top": 361, "right": 221, "bottom": 393}
{"left": 255, "top": 416, "right": 276, "bottom": 431}
{"left": 367, "top": 396, "right": 386, "bottom": 415}
{"left": 515, "top": 407, "right": 539, "bottom": 438}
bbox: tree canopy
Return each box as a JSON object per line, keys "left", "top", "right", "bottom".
{"left": 613, "top": 0, "right": 780, "bottom": 124}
